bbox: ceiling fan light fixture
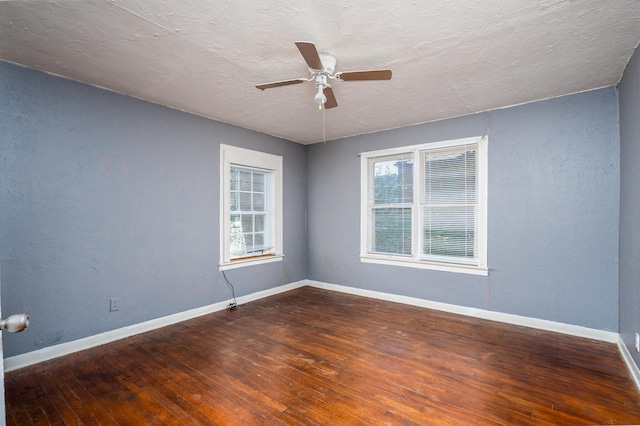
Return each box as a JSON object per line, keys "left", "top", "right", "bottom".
{"left": 314, "top": 86, "right": 327, "bottom": 107}
{"left": 314, "top": 73, "right": 328, "bottom": 108}
{"left": 313, "top": 87, "right": 327, "bottom": 104}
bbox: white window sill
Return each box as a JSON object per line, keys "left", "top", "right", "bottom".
{"left": 219, "top": 254, "right": 284, "bottom": 271}
{"left": 360, "top": 255, "right": 488, "bottom": 276}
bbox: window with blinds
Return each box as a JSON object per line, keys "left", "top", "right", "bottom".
{"left": 220, "top": 144, "right": 283, "bottom": 270}
{"left": 230, "top": 166, "right": 271, "bottom": 259}
{"left": 422, "top": 145, "right": 477, "bottom": 263}
{"left": 370, "top": 153, "right": 413, "bottom": 255}
{"left": 360, "top": 136, "right": 488, "bottom": 275}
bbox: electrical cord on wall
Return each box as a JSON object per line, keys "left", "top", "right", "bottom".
{"left": 222, "top": 269, "right": 239, "bottom": 310}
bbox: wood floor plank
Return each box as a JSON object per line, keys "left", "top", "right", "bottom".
{"left": 43, "top": 355, "right": 120, "bottom": 425}
{"left": 6, "top": 286, "right": 640, "bottom": 425}
{"left": 125, "top": 343, "right": 224, "bottom": 425}
{"left": 4, "top": 373, "right": 39, "bottom": 426}
{"left": 29, "top": 361, "right": 85, "bottom": 426}
{"left": 132, "top": 335, "right": 271, "bottom": 424}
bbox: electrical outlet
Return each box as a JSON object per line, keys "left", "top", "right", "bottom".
{"left": 109, "top": 298, "right": 120, "bottom": 312}
{"left": 635, "top": 333, "right": 639, "bottom": 352}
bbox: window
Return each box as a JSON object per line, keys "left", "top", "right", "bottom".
{"left": 360, "top": 136, "right": 488, "bottom": 275}
{"left": 220, "top": 144, "right": 283, "bottom": 269}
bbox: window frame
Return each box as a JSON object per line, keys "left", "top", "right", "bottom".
{"left": 360, "top": 136, "right": 488, "bottom": 276}
{"left": 220, "top": 144, "right": 283, "bottom": 270}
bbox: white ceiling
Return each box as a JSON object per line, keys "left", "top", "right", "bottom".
{"left": 1, "top": 0, "right": 639, "bottom": 144}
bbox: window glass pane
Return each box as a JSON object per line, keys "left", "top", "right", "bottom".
{"left": 239, "top": 170, "right": 252, "bottom": 191}
{"left": 253, "top": 173, "right": 264, "bottom": 192}
{"left": 241, "top": 214, "right": 253, "bottom": 233}
{"left": 253, "top": 193, "right": 264, "bottom": 211}
{"left": 239, "top": 192, "right": 252, "bottom": 211}
{"left": 372, "top": 155, "right": 413, "bottom": 205}
{"left": 255, "top": 214, "right": 265, "bottom": 232}
{"left": 255, "top": 233, "right": 264, "bottom": 248}
{"left": 230, "top": 214, "right": 241, "bottom": 228}
{"left": 230, "top": 168, "right": 238, "bottom": 191}
{"left": 423, "top": 206, "right": 475, "bottom": 259}
{"left": 230, "top": 192, "right": 238, "bottom": 211}
{"left": 230, "top": 214, "right": 245, "bottom": 256}
{"left": 372, "top": 207, "right": 412, "bottom": 255}
{"left": 244, "top": 234, "right": 254, "bottom": 252}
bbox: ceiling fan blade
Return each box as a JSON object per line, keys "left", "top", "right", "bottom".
{"left": 337, "top": 70, "right": 392, "bottom": 81}
{"left": 256, "top": 79, "right": 306, "bottom": 91}
{"left": 295, "top": 41, "right": 323, "bottom": 70}
{"left": 323, "top": 87, "right": 338, "bottom": 109}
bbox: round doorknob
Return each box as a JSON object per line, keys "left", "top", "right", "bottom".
{"left": 0, "top": 314, "right": 29, "bottom": 333}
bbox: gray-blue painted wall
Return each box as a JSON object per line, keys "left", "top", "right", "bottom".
{"left": 0, "top": 55, "right": 626, "bottom": 360}
{"left": 620, "top": 45, "right": 640, "bottom": 363}
{"left": 0, "top": 61, "right": 307, "bottom": 357}
{"left": 307, "top": 87, "right": 620, "bottom": 331}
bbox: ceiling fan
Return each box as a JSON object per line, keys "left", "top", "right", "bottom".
{"left": 256, "top": 42, "right": 392, "bottom": 109}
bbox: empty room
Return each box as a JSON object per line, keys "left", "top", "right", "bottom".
{"left": 2, "top": 0, "right": 640, "bottom": 424}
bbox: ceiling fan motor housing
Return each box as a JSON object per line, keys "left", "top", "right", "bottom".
{"left": 317, "top": 52, "right": 336, "bottom": 75}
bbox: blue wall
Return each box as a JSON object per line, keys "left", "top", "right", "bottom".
{"left": 0, "top": 61, "right": 307, "bottom": 357}
{"left": 620, "top": 45, "right": 640, "bottom": 363}
{"left": 307, "top": 88, "right": 620, "bottom": 331}
{"left": 0, "top": 55, "right": 627, "bottom": 359}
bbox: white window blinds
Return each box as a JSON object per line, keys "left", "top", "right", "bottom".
{"left": 421, "top": 145, "right": 477, "bottom": 264}
{"left": 360, "top": 136, "right": 487, "bottom": 275}
{"left": 220, "top": 144, "right": 283, "bottom": 269}
{"left": 230, "top": 166, "right": 271, "bottom": 259}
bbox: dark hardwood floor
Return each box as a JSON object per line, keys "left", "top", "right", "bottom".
{"left": 6, "top": 286, "right": 640, "bottom": 425}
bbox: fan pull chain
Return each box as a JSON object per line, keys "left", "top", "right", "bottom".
{"left": 322, "top": 102, "right": 326, "bottom": 143}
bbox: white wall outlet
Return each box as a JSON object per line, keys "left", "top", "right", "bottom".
{"left": 635, "top": 333, "right": 639, "bottom": 352}
{"left": 109, "top": 298, "right": 120, "bottom": 312}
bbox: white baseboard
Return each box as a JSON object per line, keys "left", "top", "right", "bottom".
{"left": 233, "top": 280, "right": 306, "bottom": 306}
{"left": 3, "top": 279, "right": 622, "bottom": 373}
{"left": 618, "top": 335, "right": 640, "bottom": 391}
{"left": 3, "top": 280, "right": 307, "bottom": 372}
{"left": 306, "top": 280, "right": 619, "bottom": 343}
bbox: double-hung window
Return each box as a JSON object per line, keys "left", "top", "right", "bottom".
{"left": 220, "top": 144, "right": 283, "bottom": 269}
{"left": 360, "top": 136, "right": 488, "bottom": 275}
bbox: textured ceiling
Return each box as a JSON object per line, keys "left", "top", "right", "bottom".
{"left": 1, "top": 0, "right": 639, "bottom": 144}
